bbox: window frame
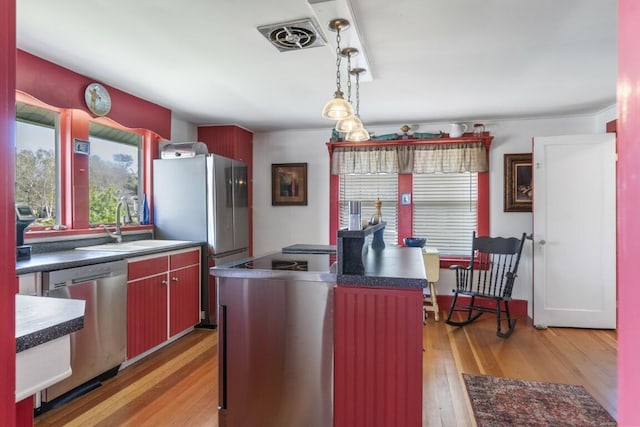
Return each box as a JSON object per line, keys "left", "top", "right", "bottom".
{"left": 328, "top": 135, "right": 491, "bottom": 265}
{"left": 16, "top": 91, "right": 160, "bottom": 238}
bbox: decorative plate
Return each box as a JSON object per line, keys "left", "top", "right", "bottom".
{"left": 84, "top": 83, "right": 112, "bottom": 116}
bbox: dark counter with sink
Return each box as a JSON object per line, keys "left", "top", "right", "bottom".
{"left": 16, "top": 240, "right": 203, "bottom": 274}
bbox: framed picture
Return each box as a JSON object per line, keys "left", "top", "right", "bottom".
{"left": 272, "top": 163, "right": 308, "bottom": 206}
{"left": 504, "top": 153, "right": 533, "bottom": 212}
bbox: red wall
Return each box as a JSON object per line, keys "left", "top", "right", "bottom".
{"left": 617, "top": 1, "right": 640, "bottom": 424}
{"left": 1, "top": 0, "right": 16, "bottom": 423}
{"left": 16, "top": 50, "right": 172, "bottom": 139}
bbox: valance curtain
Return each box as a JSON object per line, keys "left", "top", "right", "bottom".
{"left": 331, "top": 142, "right": 488, "bottom": 175}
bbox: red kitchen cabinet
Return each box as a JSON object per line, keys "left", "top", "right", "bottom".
{"left": 127, "top": 272, "right": 167, "bottom": 359}
{"left": 169, "top": 251, "right": 201, "bottom": 337}
{"left": 197, "top": 125, "right": 252, "bottom": 164}
{"left": 127, "top": 247, "right": 201, "bottom": 359}
{"left": 334, "top": 285, "right": 423, "bottom": 427}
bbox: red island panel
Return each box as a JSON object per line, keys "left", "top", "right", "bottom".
{"left": 334, "top": 285, "right": 423, "bottom": 427}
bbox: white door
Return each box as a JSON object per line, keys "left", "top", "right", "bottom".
{"left": 532, "top": 134, "right": 616, "bottom": 328}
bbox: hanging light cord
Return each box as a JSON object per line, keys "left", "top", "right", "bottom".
{"left": 346, "top": 51, "right": 352, "bottom": 103}
{"left": 335, "top": 26, "right": 343, "bottom": 95}
{"left": 354, "top": 71, "right": 360, "bottom": 117}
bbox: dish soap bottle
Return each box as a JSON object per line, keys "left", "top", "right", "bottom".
{"left": 369, "top": 198, "right": 383, "bottom": 225}
{"left": 140, "top": 194, "right": 150, "bottom": 225}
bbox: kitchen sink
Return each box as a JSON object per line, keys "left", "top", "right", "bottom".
{"left": 75, "top": 240, "right": 193, "bottom": 252}
{"left": 129, "top": 239, "right": 192, "bottom": 247}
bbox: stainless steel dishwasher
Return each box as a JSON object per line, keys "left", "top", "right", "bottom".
{"left": 41, "top": 259, "right": 128, "bottom": 406}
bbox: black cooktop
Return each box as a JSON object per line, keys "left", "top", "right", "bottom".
{"left": 231, "top": 251, "right": 335, "bottom": 272}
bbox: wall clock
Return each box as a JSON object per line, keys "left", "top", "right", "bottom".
{"left": 84, "top": 83, "right": 112, "bottom": 116}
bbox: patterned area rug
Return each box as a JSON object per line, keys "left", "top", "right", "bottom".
{"left": 463, "top": 373, "right": 616, "bottom": 427}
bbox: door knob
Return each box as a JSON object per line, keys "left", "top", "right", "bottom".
{"left": 539, "top": 240, "right": 546, "bottom": 246}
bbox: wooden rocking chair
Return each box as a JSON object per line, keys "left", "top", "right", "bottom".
{"left": 445, "top": 232, "right": 526, "bottom": 338}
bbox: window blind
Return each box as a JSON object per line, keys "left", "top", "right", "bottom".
{"left": 412, "top": 172, "right": 477, "bottom": 256}
{"left": 339, "top": 174, "right": 399, "bottom": 246}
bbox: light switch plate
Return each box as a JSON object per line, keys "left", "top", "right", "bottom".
{"left": 74, "top": 139, "right": 90, "bottom": 155}
{"left": 401, "top": 192, "right": 411, "bottom": 205}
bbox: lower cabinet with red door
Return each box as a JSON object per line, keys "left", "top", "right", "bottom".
{"left": 126, "top": 247, "right": 201, "bottom": 360}
{"left": 334, "top": 285, "right": 423, "bottom": 427}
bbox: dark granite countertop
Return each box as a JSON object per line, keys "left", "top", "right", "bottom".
{"left": 16, "top": 295, "right": 85, "bottom": 353}
{"left": 212, "top": 244, "right": 425, "bottom": 290}
{"left": 16, "top": 241, "right": 204, "bottom": 274}
{"left": 337, "top": 246, "right": 427, "bottom": 289}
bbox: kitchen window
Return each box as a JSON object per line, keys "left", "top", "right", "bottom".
{"left": 88, "top": 123, "right": 142, "bottom": 225}
{"left": 15, "top": 103, "right": 59, "bottom": 226}
{"left": 339, "top": 173, "right": 399, "bottom": 246}
{"left": 412, "top": 172, "right": 477, "bottom": 256}
{"left": 15, "top": 90, "right": 161, "bottom": 234}
{"left": 329, "top": 138, "right": 490, "bottom": 256}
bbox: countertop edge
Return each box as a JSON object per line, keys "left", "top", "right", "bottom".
{"left": 17, "top": 316, "right": 84, "bottom": 353}
{"left": 336, "top": 274, "right": 427, "bottom": 289}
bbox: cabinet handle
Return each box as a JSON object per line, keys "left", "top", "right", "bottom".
{"left": 161, "top": 279, "right": 168, "bottom": 285}
{"left": 172, "top": 277, "right": 179, "bottom": 283}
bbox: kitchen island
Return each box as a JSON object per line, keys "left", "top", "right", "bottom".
{"left": 211, "top": 237, "right": 426, "bottom": 427}
{"left": 334, "top": 225, "right": 426, "bottom": 427}
{"left": 211, "top": 251, "right": 335, "bottom": 427}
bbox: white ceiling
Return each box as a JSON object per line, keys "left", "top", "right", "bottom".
{"left": 16, "top": 0, "right": 617, "bottom": 133}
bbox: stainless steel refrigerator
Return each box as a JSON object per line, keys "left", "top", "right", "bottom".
{"left": 153, "top": 154, "right": 249, "bottom": 326}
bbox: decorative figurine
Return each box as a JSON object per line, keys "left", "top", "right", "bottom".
{"left": 401, "top": 124, "right": 411, "bottom": 139}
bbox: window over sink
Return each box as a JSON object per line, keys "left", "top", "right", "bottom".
{"left": 15, "top": 91, "right": 160, "bottom": 236}
{"left": 88, "top": 122, "right": 142, "bottom": 225}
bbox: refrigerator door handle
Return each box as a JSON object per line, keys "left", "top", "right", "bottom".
{"left": 218, "top": 304, "right": 228, "bottom": 411}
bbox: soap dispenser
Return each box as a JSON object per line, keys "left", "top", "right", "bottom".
{"left": 140, "top": 194, "right": 150, "bottom": 225}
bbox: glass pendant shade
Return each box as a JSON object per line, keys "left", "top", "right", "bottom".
{"left": 322, "top": 91, "right": 354, "bottom": 120}
{"left": 346, "top": 126, "right": 370, "bottom": 142}
{"left": 335, "top": 114, "right": 362, "bottom": 133}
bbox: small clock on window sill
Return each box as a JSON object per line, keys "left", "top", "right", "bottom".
{"left": 84, "top": 83, "right": 112, "bottom": 116}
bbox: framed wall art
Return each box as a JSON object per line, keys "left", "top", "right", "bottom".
{"left": 504, "top": 153, "right": 533, "bottom": 212}
{"left": 272, "top": 163, "right": 308, "bottom": 206}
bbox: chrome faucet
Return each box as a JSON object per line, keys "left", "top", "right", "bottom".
{"left": 104, "top": 195, "right": 133, "bottom": 243}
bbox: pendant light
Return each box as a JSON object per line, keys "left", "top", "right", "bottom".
{"left": 321, "top": 19, "right": 354, "bottom": 120}
{"left": 335, "top": 47, "right": 364, "bottom": 133}
{"left": 346, "top": 67, "right": 370, "bottom": 141}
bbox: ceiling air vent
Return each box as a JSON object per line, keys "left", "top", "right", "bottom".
{"left": 257, "top": 18, "right": 326, "bottom": 52}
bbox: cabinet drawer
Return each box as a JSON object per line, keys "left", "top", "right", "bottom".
{"left": 170, "top": 249, "right": 200, "bottom": 270}
{"left": 128, "top": 256, "right": 168, "bottom": 281}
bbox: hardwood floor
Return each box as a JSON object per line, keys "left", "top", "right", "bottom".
{"left": 34, "top": 313, "right": 617, "bottom": 426}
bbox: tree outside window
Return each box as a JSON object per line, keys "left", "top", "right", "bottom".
{"left": 88, "top": 124, "right": 141, "bottom": 225}
{"left": 15, "top": 118, "right": 58, "bottom": 226}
